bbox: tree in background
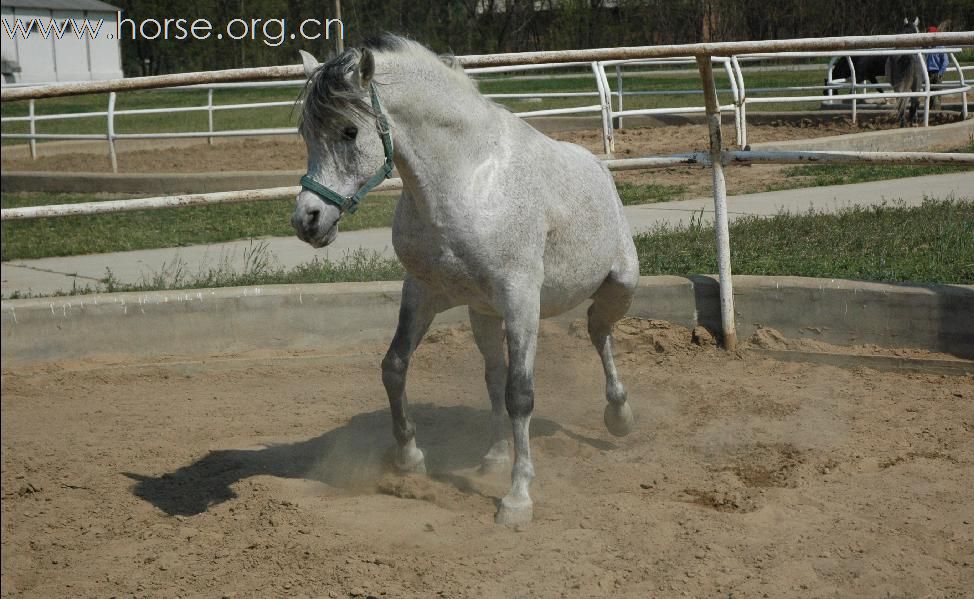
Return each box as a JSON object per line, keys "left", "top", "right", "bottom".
{"left": 113, "top": 0, "right": 973, "bottom": 75}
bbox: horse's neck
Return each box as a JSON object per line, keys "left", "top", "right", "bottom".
{"left": 377, "top": 58, "right": 505, "bottom": 218}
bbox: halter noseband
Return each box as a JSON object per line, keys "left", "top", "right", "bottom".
{"left": 299, "top": 82, "right": 394, "bottom": 215}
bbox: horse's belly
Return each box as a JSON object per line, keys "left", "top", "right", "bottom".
{"left": 538, "top": 250, "right": 614, "bottom": 317}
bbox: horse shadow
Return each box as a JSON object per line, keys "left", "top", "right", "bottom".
{"left": 124, "top": 404, "right": 614, "bottom": 517}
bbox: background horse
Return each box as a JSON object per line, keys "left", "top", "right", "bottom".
{"left": 886, "top": 17, "right": 924, "bottom": 126}
{"left": 291, "top": 35, "right": 639, "bottom": 525}
{"left": 826, "top": 54, "right": 887, "bottom": 92}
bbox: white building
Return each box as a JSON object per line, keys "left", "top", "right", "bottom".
{"left": 1, "top": 0, "right": 123, "bottom": 85}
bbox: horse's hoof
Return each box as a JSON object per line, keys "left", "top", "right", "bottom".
{"left": 479, "top": 453, "right": 510, "bottom": 474}
{"left": 495, "top": 496, "right": 533, "bottom": 526}
{"left": 479, "top": 442, "right": 510, "bottom": 474}
{"left": 604, "top": 401, "right": 634, "bottom": 437}
{"left": 395, "top": 446, "right": 426, "bottom": 474}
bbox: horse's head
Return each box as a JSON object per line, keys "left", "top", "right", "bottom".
{"left": 899, "top": 17, "right": 920, "bottom": 35}
{"left": 291, "top": 48, "right": 391, "bottom": 248}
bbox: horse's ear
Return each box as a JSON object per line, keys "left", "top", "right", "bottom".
{"left": 439, "top": 54, "right": 463, "bottom": 72}
{"left": 358, "top": 48, "right": 375, "bottom": 87}
{"left": 299, "top": 50, "right": 319, "bottom": 79}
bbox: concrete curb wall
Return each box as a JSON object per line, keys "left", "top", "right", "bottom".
{"left": 3, "top": 276, "right": 972, "bottom": 364}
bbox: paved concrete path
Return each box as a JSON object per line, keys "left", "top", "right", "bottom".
{"left": 3, "top": 172, "right": 971, "bottom": 297}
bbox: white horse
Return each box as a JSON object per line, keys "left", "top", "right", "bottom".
{"left": 292, "top": 35, "right": 638, "bottom": 525}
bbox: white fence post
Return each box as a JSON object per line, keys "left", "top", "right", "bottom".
{"left": 723, "top": 58, "right": 743, "bottom": 147}
{"left": 107, "top": 92, "right": 118, "bottom": 173}
{"left": 919, "top": 52, "right": 931, "bottom": 127}
{"left": 730, "top": 56, "right": 748, "bottom": 148}
{"left": 28, "top": 99, "right": 37, "bottom": 160}
{"left": 696, "top": 54, "right": 737, "bottom": 351}
{"left": 207, "top": 88, "right": 215, "bottom": 145}
{"left": 615, "top": 64, "right": 624, "bottom": 129}
{"left": 591, "top": 61, "right": 615, "bottom": 155}
{"left": 947, "top": 53, "right": 968, "bottom": 119}
{"left": 847, "top": 56, "right": 858, "bottom": 124}
{"left": 825, "top": 58, "right": 836, "bottom": 99}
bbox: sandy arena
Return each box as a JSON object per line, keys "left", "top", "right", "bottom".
{"left": 2, "top": 318, "right": 972, "bottom": 598}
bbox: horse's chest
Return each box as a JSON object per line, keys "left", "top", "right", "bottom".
{"left": 392, "top": 220, "right": 485, "bottom": 294}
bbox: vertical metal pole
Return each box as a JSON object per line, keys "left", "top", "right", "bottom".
{"left": 207, "top": 88, "right": 215, "bottom": 145}
{"left": 948, "top": 52, "right": 967, "bottom": 120}
{"left": 696, "top": 54, "right": 737, "bottom": 351}
{"left": 591, "top": 61, "right": 614, "bottom": 155}
{"left": 847, "top": 56, "right": 857, "bottom": 124}
{"left": 919, "top": 52, "right": 930, "bottom": 127}
{"left": 723, "top": 58, "right": 743, "bottom": 147}
{"left": 730, "top": 56, "right": 747, "bottom": 148}
{"left": 825, "top": 57, "right": 836, "bottom": 99}
{"left": 615, "top": 64, "right": 624, "bottom": 129}
{"left": 107, "top": 92, "right": 118, "bottom": 173}
{"left": 28, "top": 99, "right": 37, "bottom": 160}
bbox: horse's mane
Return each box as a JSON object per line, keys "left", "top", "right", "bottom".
{"left": 299, "top": 34, "right": 477, "bottom": 135}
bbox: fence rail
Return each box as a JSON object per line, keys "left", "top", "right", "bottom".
{"left": 2, "top": 31, "right": 973, "bottom": 350}
{"left": 2, "top": 45, "right": 970, "bottom": 164}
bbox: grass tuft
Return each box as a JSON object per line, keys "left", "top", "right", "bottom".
{"left": 616, "top": 182, "right": 689, "bottom": 205}
{"left": 1, "top": 192, "right": 398, "bottom": 261}
{"left": 634, "top": 198, "right": 974, "bottom": 284}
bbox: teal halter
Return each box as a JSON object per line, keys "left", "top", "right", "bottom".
{"left": 299, "top": 82, "right": 394, "bottom": 214}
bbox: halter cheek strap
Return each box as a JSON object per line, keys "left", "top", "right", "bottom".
{"left": 300, "top": 82, "right": 395, "bottom": 215}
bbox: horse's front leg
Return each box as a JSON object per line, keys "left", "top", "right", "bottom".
{"left": 382, "top": 276, "right": 445, "bottom": 473}
{"left": 469, "top": 308, "right": 510, "bottom": 473}
{"left": 495, "top": 286, "right": 541, "bottom": 525}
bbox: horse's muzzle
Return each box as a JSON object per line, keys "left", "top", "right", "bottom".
{"left": 292, "top": 192, "right": 340, "bottom": 248}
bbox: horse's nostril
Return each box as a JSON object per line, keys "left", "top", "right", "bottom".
{"left": 308, "top": 208, "right": 320, "bottom": 224}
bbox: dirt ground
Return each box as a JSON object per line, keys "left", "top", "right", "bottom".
{"left": 3, "top": 114, "right": 961, "bottom": 177}
{"left": 2, "top": 319, "right": 972, "bottom": 598}
{"left": 3, "top": 114, "right": 966, "bottom": 202}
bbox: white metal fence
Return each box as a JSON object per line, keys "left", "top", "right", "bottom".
{"left": 2, "top": 46, "right": 971, "bottom": 168}
{"left": 2, "top": 31, "right": 973, "bottom": 349}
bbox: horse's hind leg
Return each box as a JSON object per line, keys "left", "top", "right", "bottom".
{"left": 469, "top": 309, "right": 510, "bottom": 472}
{"left": 382, "top": 276, "right": 446, "bottom": 473}
{"left": 588, "top": 266, "right": 637, "bottom": 437}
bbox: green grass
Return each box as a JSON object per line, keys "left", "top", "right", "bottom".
{"left": 6, "top": 198, "right": 969, "bottom": 298}
{"left": 617, "top": 182, "right": 689, "bottom": 205}
{"left": 771, "top": 141, "right": 974, "bottom": 190}
{"left": 2, "top": 183, "right": 687, "bottom": 260}
{"left": 4, "top": 246, "right": 406, "bottom": 299}
{"left": 1, "top": 191, "right": 397, "bottom": 261}
{"left": 4, "top": 153, "right": 971, "bottom": 261}
{"left": 776, "top": 162, "right": 973, "bottom": 188}
{"left": 635, "top": 199, "right": 974, "bottom": 284}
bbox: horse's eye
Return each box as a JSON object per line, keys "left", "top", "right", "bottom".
{"left": 343, "top": 126, "right": 358, "bottom": 140}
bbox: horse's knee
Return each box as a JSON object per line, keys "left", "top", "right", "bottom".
{"left": 381, "top": 351, "right": 408, "bottom": 389}
{"left": 505, "top": 368, "right": 534, "bottom": 419}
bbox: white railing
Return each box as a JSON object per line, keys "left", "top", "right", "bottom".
{"left": 3, "top": 45, "right": 970, "bottom": 167}
{"left": 2, "top": 31, "right": 973, "bottom": 349}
